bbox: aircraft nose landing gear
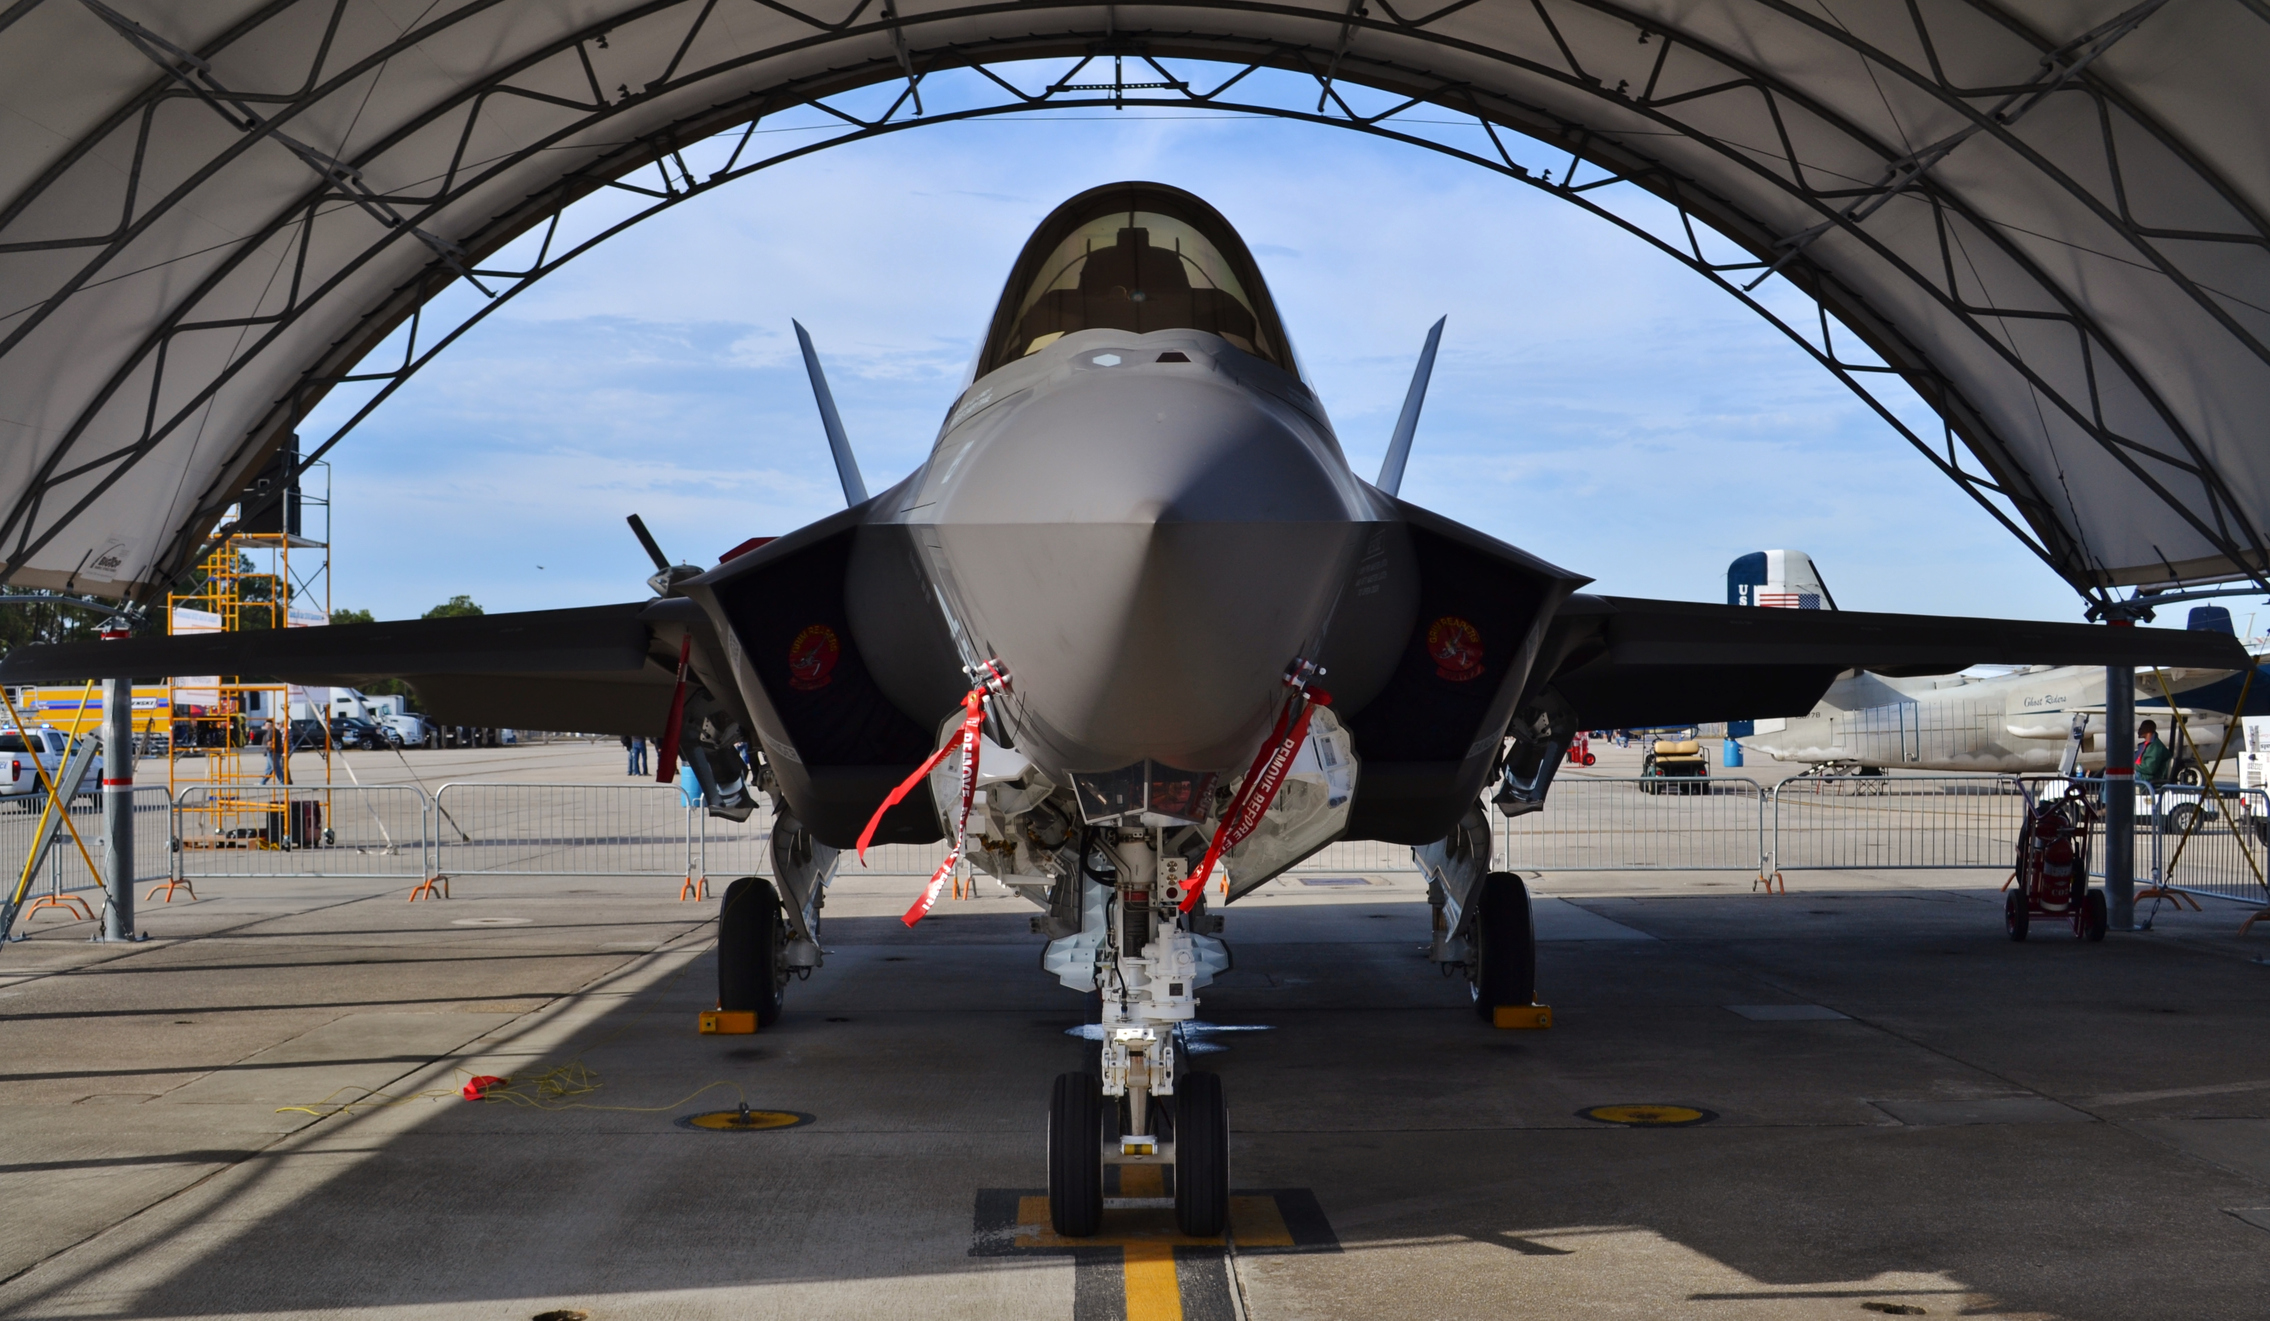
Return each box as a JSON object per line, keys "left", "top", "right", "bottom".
{"left": 1045, "top": 827, "right": 1232, "bottom": 1237}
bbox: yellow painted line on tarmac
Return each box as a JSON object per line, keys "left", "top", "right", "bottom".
{"left": 1121, "top": 1241, "right": 1181, "bottom": 1321}
{"left": 983, "top": 1186, "right": 1316, "bottom": 1319}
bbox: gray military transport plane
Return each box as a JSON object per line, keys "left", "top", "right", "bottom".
{"left": 4, "top": 182, "right": 2244, "bottom": 1239}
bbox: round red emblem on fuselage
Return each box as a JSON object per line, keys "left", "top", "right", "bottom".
{"left": 1426, "top": 616, "right": 1484, "bottom": 682}
{"left": 787, "top": 624, "right": 842, "bottom": 691}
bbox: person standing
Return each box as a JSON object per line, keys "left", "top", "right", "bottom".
{"left": 260, "top": 718, "right": 287, "bottom": 785}
{"left": 630, "top": 734, "right": 648, "bottom": 777}
{"left": 2136, "top": 719, "right": 2173, "bottom": 788}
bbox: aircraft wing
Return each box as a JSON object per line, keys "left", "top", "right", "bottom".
{"left": 1542, "top": 594, "right": 2252, "bottom": 731}
{"left": 0, "top": 603, "right": 683, "bottom": 735}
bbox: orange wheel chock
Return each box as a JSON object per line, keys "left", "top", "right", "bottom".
{"left": 1493, "top": 1003, "right": 1553, "bottom": 1029}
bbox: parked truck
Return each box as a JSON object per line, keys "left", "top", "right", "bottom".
{"left": 0, "top": 725, "right": 101, "bottom": 807}
{"left": 310, "top": 689, "right": 432, "bottom": 749}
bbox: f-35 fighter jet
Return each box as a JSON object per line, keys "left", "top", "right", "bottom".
{"left": 7, "top": 182, "right": 2242, "bottom": 1239}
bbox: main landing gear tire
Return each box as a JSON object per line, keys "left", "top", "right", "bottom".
{"left": 1049, "top": 1072, "right": 1105, "bottom": 1237}
{"left": 718, "top": 876, "right": 788, "bottom": 1027}
{"left": 1175, "top": 1070, "right": 1230, "bottom": 1237}
{"left": 2004, "top": 889, "right": 2030, "bottom": 942}
{"left": 1470, "top": 871, "right": 1537, "bottom": 1022}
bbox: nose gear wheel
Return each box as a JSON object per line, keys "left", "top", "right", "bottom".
{"left": 1174, "top": 1070, "right": 1230, "bottom": 1236}
{"left": 1048, "top": 1072, "right": 1106, "bottom": 1236}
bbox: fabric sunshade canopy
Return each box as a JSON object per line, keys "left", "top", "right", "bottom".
{"left": 2, "top": 0, "right": 2264, "bottom": 603}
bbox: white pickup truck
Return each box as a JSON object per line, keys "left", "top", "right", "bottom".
{"left": 328, "top": 691, "right": 430, "bottom": 749}
{"left": 0, "top": 726, "right": 101, "bottom": 806}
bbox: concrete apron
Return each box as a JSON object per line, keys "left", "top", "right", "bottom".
{"left": 3, "top": 870, "right": 2270, "bottom": 1318}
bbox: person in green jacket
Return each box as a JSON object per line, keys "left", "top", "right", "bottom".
{"left": 2135, "top": 719, "right": 2174, "bottom": 787}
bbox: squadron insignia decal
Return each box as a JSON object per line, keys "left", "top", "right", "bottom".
{"left": 1426, "top": 615, "right": 1484, "bottom": 682}
{"left": 788, "top": 624, "right": 842, "bottom": 691}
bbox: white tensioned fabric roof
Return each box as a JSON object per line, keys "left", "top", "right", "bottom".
{"left": 2, "top": 0, "right": 2266, "bottom": 605}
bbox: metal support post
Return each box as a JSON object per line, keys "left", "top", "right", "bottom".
{"left": 2105, "top": 665, "right": 2136, "bottom": 930}
{"left": 99, "top": 685, "right": 135, "bottom": 944}
{"left": 101, "top": 677, "right": 136, "bottom": 941}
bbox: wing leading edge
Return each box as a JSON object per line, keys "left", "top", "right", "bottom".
{"left": 0, "top": 603, "right": 681, "bottom": 736}
{"left": 1539, "top": 594, "right": 2252, "bottom": 731}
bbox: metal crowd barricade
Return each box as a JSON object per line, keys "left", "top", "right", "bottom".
{"left": 4, "top": 784, "right": 176, "bottom": 926}
{"left": 697, "top": 811, "right": 774, "bottom": 885}
{"left": 124, "top": 783, "right": 175, "bottom": 898}
{"left": 171, "top": 784, "right": 434, "bottom": 887}
{"left": 1288, "top": 836, "right": 1415, "bottom": 874}
{"left": 108, "top": 771, "right": 2270, "bottom": 907}
{"left": 432, "top": 782, "right": 701, "bottom": 898}
{"left": 2150, "top": 785, "right": 2270, "bottom": 908}
{"left": 3, "top": 787, "right": 101, "bottom": 923}
{"left": 2036, "top": 775, "right": 2270, "bottom": 911}
{"left": 1767, "top": 774, "right": 2029, "bottom": 878}
{"left": 1501, "top": 776, "right": 1769, "bottom": 874}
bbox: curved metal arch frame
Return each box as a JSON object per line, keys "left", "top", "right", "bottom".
{"left": 208, "top": 61, "right": 2081, "bottom": 597}
{"left": 1, "top": 0, "right": 2259, "bottom": 608}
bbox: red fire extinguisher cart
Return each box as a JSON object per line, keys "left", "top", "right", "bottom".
{"left": 2007, "top": 785, "right": 2108, "bottom": 942}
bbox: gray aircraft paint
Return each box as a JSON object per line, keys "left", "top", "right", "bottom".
{"left": 1740, "top": 664, "right": 2234, "bottom": 773}
{"left": 877, "top": 326, "right": 1395, "bottom": 779}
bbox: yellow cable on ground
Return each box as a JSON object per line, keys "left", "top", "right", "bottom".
{"left": 277, "top": 932, "right": 737, "bottom": 1119}
{"left": 274, "top": 1065, "right": 750, "bottom": 1119}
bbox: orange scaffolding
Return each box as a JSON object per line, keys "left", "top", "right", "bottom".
{"left": 164, "top": 462, "right": 334, "bottom": 864}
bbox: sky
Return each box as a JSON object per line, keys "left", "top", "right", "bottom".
{"left": 299, "top": 87, "right": 2093, "bottom": 626}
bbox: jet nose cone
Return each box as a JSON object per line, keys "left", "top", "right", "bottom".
{"left": 914, "top": 352, "right": 1373, "bottom": 776}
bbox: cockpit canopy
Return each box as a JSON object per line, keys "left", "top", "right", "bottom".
{"left": 976, "top": 182, "right": 1297, "bottom": 378}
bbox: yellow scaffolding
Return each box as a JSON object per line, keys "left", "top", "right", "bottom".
{"left": 165, "top": 469, "right": 333, "bottom": 854}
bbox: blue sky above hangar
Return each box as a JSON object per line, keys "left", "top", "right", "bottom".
{"left": 306, "top": 107, "right": 2085, "bottom": 624}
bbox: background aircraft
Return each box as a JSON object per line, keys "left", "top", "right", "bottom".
{"left": 2, "top": 184, "right": 2244, "bottom": 1239}
{"left": 1730, "top": 551, "right": 2261, "bottom": 775}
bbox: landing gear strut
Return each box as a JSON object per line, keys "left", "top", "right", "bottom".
{"left": 1045, "top": 826, "right": 1232, "bottom": 1238}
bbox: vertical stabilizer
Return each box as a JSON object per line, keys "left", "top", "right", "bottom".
{"left": 1728, "top": 550, "right": 1836, "bottom": 610}
{"left": 2189, "top": 605, "right": 2235, "bottom": 634}
{"left": 793, "top": 320, "right": 870, "bottom": 508}
{"left": 1374, "top": 316, "right": 1446, "bottom": 497}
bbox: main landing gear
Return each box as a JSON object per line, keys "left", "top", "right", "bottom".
{"left": 1045, "top": 826, "right": 1233, "bottom": 1238}
{"left": 712, "top": 809, "right": 834, "bottom": 1026}
{"left": 718, "top": 876, "right": 790, "bottom": 1026}
{"left": 1419, "top": 807, "right": 1542, "bottom": 1024}
{"left": 1468, "top": 871, "right": 1538, "bottom": 1020}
